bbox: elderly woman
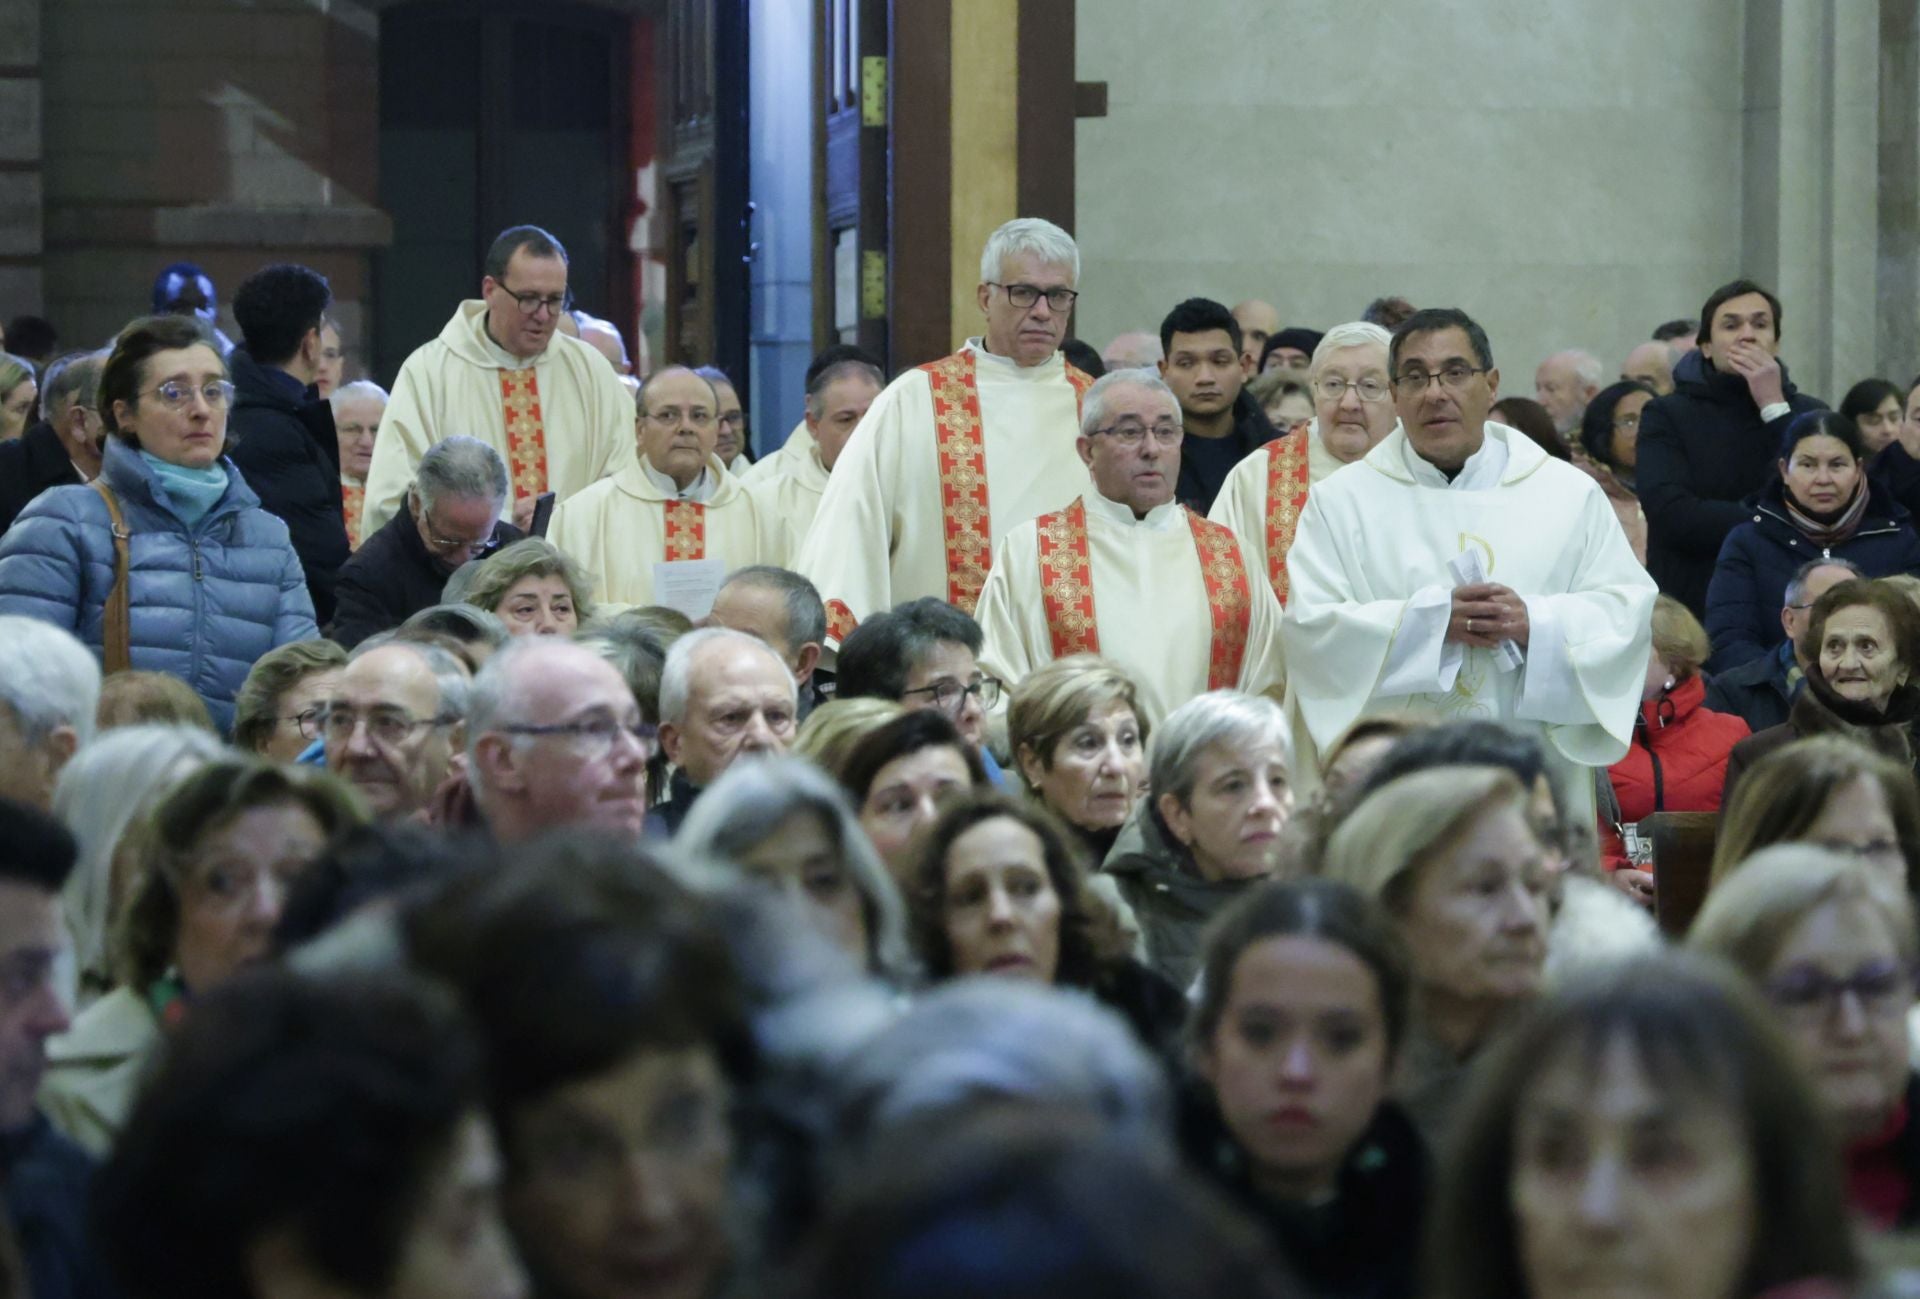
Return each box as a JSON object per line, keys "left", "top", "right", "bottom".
{"left": 232, "top": 638, "right": 348, "bottom": 761}
{"left": 1426, "top": 954, "right": 1861, "bottom": 1299}
{"left": 1691, "top": 845, "right": 1920, "bottom": 1228}
{"left": 1724, "top": 577, "right": 1920, "bottom": 791}
{"left": 1185, "top": 878, "right": 1427, "bottom": 1299}
{"left": 1105, "top": 691, "right": 1292, "bottom": 991}
{"left": 675, "top": 756, "right": 916, "bottom": 985}
{"left": 1713, "top": 734, "right": 1920, "bottom": 892}
{"left": 0, "top": 316, "right": 319, "bottom": 732}
{"left": 1321, "top": 765, "right": 1551, "bottom": 1144}
{"left": 1577, "top": 378, "right": 1654, "bottom": 563}
{"left": 1706, "top": 413, "right": 1920, "bottom": 671}
{"left": 40, "top": 759, "right": 363, "bottom": 1153}
{"left": 330, "top": 378, "right": 385, "bottom": 550}
{"left": 460, "top": 537, "right": 595, "bottom": 637}
{"left": 94, "top": 670, "right": 215, "bottom": 732}
{"left": 1008, "top": 655, "right": 1148, "bottom": 861}
{"left": 1246, "top": 371, "right": 1312, "bottom": 432}
{"left": 909, "top": 794, "right": 1184, "bottom": 1060}
{"left": 840, "top": 709, "right": 989, "bottom": 882}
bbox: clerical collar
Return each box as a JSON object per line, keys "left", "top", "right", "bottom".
{"left": 1402, "top": 426, "right": 1507, "bottom": 490}
{"left": 480, "top": 320, "right": 543, "bottom": 372}
{"left": 1086, "top": 488, "right": 1181, "bottom": 531}
{"left": 966, "top": 337, "right": 1059, "bottom": 375}
{"left": 642, "top": 458, "right": 713, "bottom": 502}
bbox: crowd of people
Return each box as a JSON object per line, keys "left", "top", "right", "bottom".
{"left": 5, "top": 214, "right": 1920, "bottom": 1299}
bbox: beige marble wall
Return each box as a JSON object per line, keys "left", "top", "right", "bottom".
{"left": 1073, "top": 0, "right": 1904, "bottom": 404}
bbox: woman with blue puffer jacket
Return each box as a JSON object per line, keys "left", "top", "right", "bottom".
{"left": 0, "top": 315, "right": 317, "bottom": 733}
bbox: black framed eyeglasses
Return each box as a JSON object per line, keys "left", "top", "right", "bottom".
{"left": 320, "top": 706, "right": 460, "bottom": 748}
{"left": 496, "top": 717, "right": 659, "bottom": 760}
{"left": 988, "top": 282, "right": 1078, "bottom": 312}
{"left": 1391, "top": 365, "right": 1487, "bottom": 393}
{"left": 902, "top": 674, "right": 1002, "bottom": 716}
{"left": 284, "top": 705, "right": 326, "bottom": 740}
{"left": 499, "top": 285, "right": 574, "bottom": 317}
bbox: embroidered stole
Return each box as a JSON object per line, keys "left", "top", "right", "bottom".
{"left": 1034, "top": 499, "right": 1253, "bottom": 690}
{"left": 663, "top": 500, "right": 706, "bottom": 560}
{"left": 341, "top": 479, "right": 365, "bottom": 550}
{"left": 499, "top": 368, "right": 550, "bottom": 502}
{"left": 1261, "top": 428, "right": 1313, "bottom": 604}
{"left": 918, "top": 352, "right": 1095, "bottom": 615}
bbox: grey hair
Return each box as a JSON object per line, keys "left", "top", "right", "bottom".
{"left": 52, "top": 724, "right": 229, "bottom": 1001}
{"left": 658, "top": 626, "right": 796, "bottom": 727}
{"left": 0, "top": 616, "right": 101, "bottom": 747}
{"left": 465, "top": 636, "right": 616, "bottom": 762}
{"left": 1147, "top": 690, "right": 1289, "bottom": 808}
{"left": 1549, "top": 349, "right": 1605, "bottom": 389}
{"left": 804, "top": 359, "right": 885, "bottom": 420}
{"left": 327, "top": 378, "right": 387, "bottom": 417}
{"left": 1308, "top": 321, "right": 1392, "bottom": 378}
{"left": 346, "top": 636, "right": 470, "bottom": 720}
{"left": 41, "top": 350, "right": 107, "bottom": 424}
{"left": 829, "top": 979, "right": 1171, "bottom": 1161}
{"left": 1078, "top": 367, "right": 1180, "bottom": 437}
{"left": 413, "top": 434, "right": 509, "bottom": 513}
{"left": 978, "top": 216, "right": 1080, "bottom": 287}
{"left": 399, "top": 602, "right": 510, "bottom": 651}
{"left": 1783, "top": 556, "right": 1865, "bottom": 608}
{"left": 719, "top": 565, "right": 827, "bottom": 651}
{"left": 673, "top": 757, "right": 916, "bottom": 984}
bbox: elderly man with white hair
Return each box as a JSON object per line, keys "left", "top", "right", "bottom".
{"left": 466, "top": 635, "right": 656, "bottom": 843}
{"left": 795, "top": 217, "right": 1098, "bottom": 643}
{"left": 330, "top": 378, "right": 386, "bottom": 550}
{"left": 0, "top": 616, "right": 100, "bottom": 810}
{"left": 1534, "top": 348, "right": 1604, "bottom": 435}
{"left": 653, "top": 626, "right": 798, "bottom": 833}
{"left": 973, "top": 369, "right": 1285, "bottom": 727}
{"left": 1209, "top": 321, "right": 1400, "bottom": 606}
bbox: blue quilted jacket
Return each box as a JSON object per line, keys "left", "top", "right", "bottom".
{"left": 0, "top": 438, "right": 318, "bottom": 732}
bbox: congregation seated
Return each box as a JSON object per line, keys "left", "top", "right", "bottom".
{"left": 321, "top": 638, "right": 468, "bottom": 822}
{"left": 789, "top": 695, "right": 904, "bottom": 780}
{"left": 653, "top": 626, "right": 798, "bottom": 833}
{"left": 230, "top": 639, "right": 345, "bottom": 761}
{"left": 1712, "top": 735, "right": 1920, "bottom": 893}
{"left": 1705, "top": 412, "right": 1920, "bottom": 671}
{"left": 1007, "top": 655, "right": 1147, "bottom": 862}
{"left": 459, "top": 537, "right": 593, "bottom": 637}
{"left": 839, "top": 709, "right": 989, "bottom": 882}
{"left": 1703, "top": 556, "right": 1861, "bottom": 734}
{"left": 1575, "top": 378, "right": 1653, "bottom": 562}
{"left": 93, "top": 669, "right": 214, "bottom": 733}
{"left": 837, "top": 596, "right": 998, "bottom": 762}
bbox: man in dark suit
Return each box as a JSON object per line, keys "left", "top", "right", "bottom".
{"left": 0, "top": 351, "right": 106, "bottom": 536}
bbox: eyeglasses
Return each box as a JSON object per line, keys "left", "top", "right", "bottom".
{"left": 144, "top": 379, "right": 235, "bottom": 411}
{"left": 718, "top": 411, "right": 747, "bottom": 434}
{"left": 320, "top": 705, "right": 459, "bottom": 748}
{"left": 1809, "top": 835, "right": 1904, "bottom": 866}
{"left": 498, "top": 285, "right": 574, "bottom": 316}
{"left": 422, "top": 521, "right": 500, "bottom": 558}
{"left": 495, "top": 716, "right": 659, "bottom": 760}
{"left": 282, "top": 705, "right": 326, "bottom": 740}
{"left": 644, "top": 406, "right": 716, "bottom": 430}
{"left": 902, "top": 674, "right": 1001, "bottom": 716}
{"left": 1089, "top": 419, "right": 1182, "bottom": 449}
{"left": 988, "top": 282, "right": 1079, "bottom": 313}
{"left": 1313, "top": 376, "right": 1391, "bottom": 403}
{"left": 1612, "top": 413, "right": 1642, "bottom": 431}
{"left": 1765, "top": 958, "right": 1914, "bottom": 1023}
{"left": 1391, "top": 365, "right": 1487, "bottom": 393}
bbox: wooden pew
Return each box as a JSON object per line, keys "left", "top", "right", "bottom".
{"left": 1646, "top": 811, "right": 1720, "bottom": 938}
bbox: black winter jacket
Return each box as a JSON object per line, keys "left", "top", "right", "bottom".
{"left": 0, "top": 422, "right": 82, "bottom": 536}
{"left": 225, "top": 348, "right": 351, "bottom": 624}
{"left": 1636, "top": 348, "right": 1825, "bottom": 615}
{"left": 3, "top": 1114, "right": 117, "bottom": 1299}
{"left": 329, "top": 496, "right": 522, "bottom": 648}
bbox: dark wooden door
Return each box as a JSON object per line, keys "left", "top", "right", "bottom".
{"left": 814, "top": 0, "right": 888, "bottom": 365}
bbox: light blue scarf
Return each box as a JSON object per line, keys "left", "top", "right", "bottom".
{"left": 139, "top": 451, "right": 229, "bottom": 527}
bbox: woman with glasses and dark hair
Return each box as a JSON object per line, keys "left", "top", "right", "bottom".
{"left": 837, "top": 596, "right": 1005, "bottom": 776}
{"left": 1691, "top": 845, "right": 1920, "bottom": 1229}
{"left": 0, "top": 315, "right": 319, "bottom": 732}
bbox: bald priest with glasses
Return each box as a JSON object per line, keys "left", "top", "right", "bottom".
{"left": 359, "top": 224, "right": 637, "bottom": 538}
{"left": 1281, "top": 307, "right": 1656, "bottom": 808}
{"left": 974, "top": 369, "right": 1286, "bottom": 727}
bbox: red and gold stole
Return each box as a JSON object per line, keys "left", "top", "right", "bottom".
{"left": 663, "top": 500, "right": 706, "bottom": 561}
{"left": 1032, "top": 499, "right": 1253, "bottom": 690}
{"left": 825, "top": 600, "right": 859, "bottom": 644}
{"left": 499, "top": 368, "right": 550, "bottom": 503}
{"left": 1262, "top": 427, "right": 1313, "bottom": 605}
{"left": 340, "top": 479, "right": 365, "bottom": 550}
{"left": 917, "top": 352, "right": 1098, "bottom": 615}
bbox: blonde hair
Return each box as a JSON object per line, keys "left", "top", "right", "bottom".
{"left": 1321, "top": 765, "right": 1526, "bottom": 907}
{"left": 0, "top": 352, "right": 33, "bottom": 402}
{"left": 1711, "top": 735, "right": 1920, "bottom": 888}
{"left": 1690, "top": 843, "right": 1918, "bottom": 975}
{"left": 1651, "top": 594, "right": 1711, "bottom": 681}
{"left": 460, "top": 538, "right": 598, "bottom": 624}
{"left": 1008, "top": 655, "right": 1145, "bottom": 779}
{"left": 95, "top": 671, "right": 215, "bottom": 733}
{"left": 792, "top": 697, "right": 905, "bottom": 781}
{"left": 1880, "top": 573, "right": 1920, "bottom": 616}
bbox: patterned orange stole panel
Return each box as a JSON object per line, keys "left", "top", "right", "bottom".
{"left": 498, "top": 368, "right": 550, "bottom": 502}
{"left": 341, "top": 480, "right": 365, "bottom": 550}
{"left": 1261, "top": 428, "right": 1313, "bottom": 605}
{"left": 1187, "top": 512, "right": 1253, "bottom": 691}
{"left": 825, "top": 599, "right": 859, "bottom": 643}
{"left": 1065, "top": 364, "right": 1095, "bottom": 410}
{"left": 663, "top": 500, "right": 706, "bottom": 561}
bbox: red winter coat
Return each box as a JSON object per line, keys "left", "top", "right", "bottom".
{"left": 1599, "top": 674, "right": 1751, "bottom": 868}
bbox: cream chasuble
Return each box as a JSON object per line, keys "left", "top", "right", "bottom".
{"left": 974, "top": 490, "right": 1287, "bottom": 728}
{"left": 743, "top": 439, "right": 830, "bottom": 566}
{"left": 1281, "top": 422, "right": 1654, "bottom": 791}
{"left": 547, "top": 453, "right": 777, "bottom": 613}
{"left": 736, "top": 420, "right": 813, "bottom": 489}
{"left": 361, "top": 300, "right": 637, "bottom": 535}
{"left": 794, "top": 341, "right": 1092, "bottom": 643}
{"left": 1209, "top": 419, "right": 1359, "bottom": 605}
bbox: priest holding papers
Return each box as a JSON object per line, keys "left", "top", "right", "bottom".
{"left": 975, "top": 369, "right": 1286, "bottom": 726}
{"left": 794, "top": 217, "right": 1097, "bottom": 643}
{"left": 1281, "top": 308, "right": 1656, "bottom": 798}
{"left": 547, "top": 366, "right": 775, "bottom": 617}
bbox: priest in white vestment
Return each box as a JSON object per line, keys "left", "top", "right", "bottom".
{"left": 794, "top": 217, "right": 1097, "bottom": 643}
{"left": 746, "top": 358, "right": 883, "bottom": 563}
{"left": 974, "top": 369, "right": 1286, "bottom": 728}
{"left": 1282, "top": 308, "right": 1655, "bottom": 797}
{"left": 1209, "top": 321, "right": 1399, "bottom": 605}
{"left": 361, "top": 226, "right": 636, "bottom": 536}
{"left": 547, "top": 367, "right": 776, "bottom": 615}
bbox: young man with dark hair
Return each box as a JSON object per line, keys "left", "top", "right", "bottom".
{"left": 1158, "top": 297, "right": 1278, "bottom": 514}
{"left": 227, "top": 263, "right": 353, "bottom": 623}
{"left": 0, "top": 799, "right": 113, "bottom": 1299}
